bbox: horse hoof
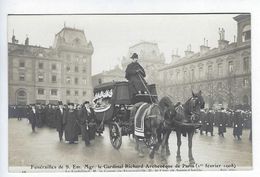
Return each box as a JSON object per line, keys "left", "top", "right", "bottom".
{"left": 138, "top": 152, "right": 145, "bottom": 158}
{"left": 166, "top": 150, "right": 171, "bottom": 156}
{"left": 149, "top": 152, "right": 154, "bottom": 159}
{"left": 176, "top": 157, "right": 182, "bottom": 163}
{"left": 161, "top": 159, "right": 167, "bottom": 164}
{"left": 189, "top": 159, "right": 195, "bottom": 165}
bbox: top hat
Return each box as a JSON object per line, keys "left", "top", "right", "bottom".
{"left": 130, "top": 53, "right": 138, "bottom": 59}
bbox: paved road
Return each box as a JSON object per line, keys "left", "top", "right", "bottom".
{"left": 8, "top": 118, "right": 252, "bottom": 171}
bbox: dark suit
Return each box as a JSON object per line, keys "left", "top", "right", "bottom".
{"left": 63, "top": 109, "right": 78, "bottom": 143}
{"left": 29, "top": 108, "right": 38, "bottom": 132}
{"left": 56, "top": 108, "right": 65, "bottom": 141}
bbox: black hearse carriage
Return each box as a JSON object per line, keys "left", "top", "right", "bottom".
{"left": 93, "top": 81, "right": 157, "bottom": 149}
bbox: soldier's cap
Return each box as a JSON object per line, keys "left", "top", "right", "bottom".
{"left": 58, "top": 101, "right": 63, "bottom": 105}
{"left": 68, "top": 103, "right": 74, "bottom": 106}
{"left": 130, "top": 53, "right": 138, "bottom": 59}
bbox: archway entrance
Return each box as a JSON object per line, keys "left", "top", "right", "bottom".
{"left": 16, "top": 89, "right": 27, "bottom": 105}
{"left": 243, "top": 95, "right": 249, "bottom": 105}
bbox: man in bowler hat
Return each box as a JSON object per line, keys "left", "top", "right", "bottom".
{"left": 56, "top": 101, "right": 65, "bottom": 141}
{"left": 125, "top": 53, "right": 148, "bottom": 100}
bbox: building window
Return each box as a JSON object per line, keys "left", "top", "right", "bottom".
{"left": 83, "top": 78, "right": 87, "bottom": 85}
{"left": 228, "top": 61, "right": 234, "bottom": 73}
{"left": 199, "top": 67, "right": 203, "bottom": 80}
{"left": 66, "top": 77, "right": 71, "bottom": 84}
{"left": 66, "top": 90, "right": 70, "bottom": 96}
{"left": 19, "top": 61, "right": 25, "bottom": 68}
{"left": 183, "top": 71, "right": 187, "bottom": 82}
{"left": 75, "top": 56, "right": 79, "bottom": 63}
{"left": 207, "top": 65, "right": 213, "bottom": 79}
{"left": 191, "top": 69, "right": 195, "bottom": 81}
{"left": 51, "top": 89, "right": 57, "bottom": 96}
{"left": 19, "top": 73, "right": 25, "bottom": 81}
{"left": 74, "top": 77, "right": 78, "bottom": 85}
{"left": 217, "top": 82, "right": 222, "bottom": 91}
{"left": 242, "top": 25, "right": 251, "bottom": 42}
{"left": 217, "top": 63, "right": 223, "bottom": 77}
{"left": 83, "top": 57, "right": 87, "bottom": 63}
{"left": 75, "top": 66, "right": 79, "bottom": 72}
{"left": 243, "top": 78, "right": 249, "bottom": 88}
{"left": 38, "top": 88, "right": 44, "bottom": 95}
{"left": 75, "top": 90, "right": 79, "bottom": 96}
{"left": 176, "top": 71, "right": 179, "bottom": 81}
{"left": 38, "top": 62, "right": 44, "bottom": 69}
{"left": 83, "top": 91, "right": 86, "bottom": 96}
{"left": 98, "top": 78, "right": 102, "bottom": 84}
{"left": 82, "top": 67, "right": 86, "bottom": 73}
{"left": 51, "top": 64, "right": 57, "bottom": 70}
{"left": 38, "top": 73, "right": 44, "bottom": 82}
{"left": 66, "top": 54, "right": 71, "bottom": 60}
{"left": 243, "top": 57, "right": 249, "bottom": 72}
{"left": 66, "top": 65, "right": 70, "bottom": 72}
{"left": 52, "top": 75, "right": 57, "bottom": 83}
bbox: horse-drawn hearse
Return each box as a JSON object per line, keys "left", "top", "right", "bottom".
{"left": 92, "top": 80, "right": 205, "bottom": 164}
{"left": 92, "top": 81, "right": 158, "bottom": 149}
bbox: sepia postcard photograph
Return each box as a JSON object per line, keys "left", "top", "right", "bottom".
{"left": 6, "top": 13, "right": 253, "bottom": 173}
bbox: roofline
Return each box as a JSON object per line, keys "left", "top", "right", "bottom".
{"left": 55, "top": 26, "right": 85, "bottom": 36}
{"left": 159, "top": 43, "right": 251, "bottom": 71}
{"left": 129, "top": 41, "right": 158, "bottom": 49}
{"left": 233, "top": 14, "right": 251, "bottom": 22}
{"left": 8, "top": 42, "right": 50, "bottom": 49}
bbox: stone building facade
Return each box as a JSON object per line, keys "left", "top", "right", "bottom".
{"left": 158, "top": 14, "right": 251, "bottom": 109}
{"left": 92, "top": 65, "right": 126, "bottom": 88}
{"left": 8, "top": 27, "right": 94, "bottom": 105}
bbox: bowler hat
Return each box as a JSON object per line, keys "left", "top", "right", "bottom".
{"left": 130, "top": 53, "right": 138, "bottom": 59}
{"left": 83, "top": 101, "right": 90, "bottom": 105}
{"left": 68, "top": 103, "right": 74, "bottom": 106}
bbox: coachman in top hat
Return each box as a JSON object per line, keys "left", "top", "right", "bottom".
{"left": 125, "top": 53, "right": 149, "bottom": 99}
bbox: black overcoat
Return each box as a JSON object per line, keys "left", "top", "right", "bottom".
{"left": 63, "top": 109, "right": 79, "bottom": 142}
{"left": 125, "top": 62, "right": 147, "bottom": 95}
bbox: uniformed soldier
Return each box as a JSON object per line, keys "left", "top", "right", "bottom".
{"left": 233, "top": 110, "right": 244, "bottom": 140}
{"left": 205, "top": 108, "right": 214, "bottom": 136}
{"left": 216, "top": 108, "right": 227, "bottom": 137}
{"left": 125, "top": 53, "right": 148, "bottom": 101}
{"left": 199, "top": 109, "right": 207, "bottom": 135}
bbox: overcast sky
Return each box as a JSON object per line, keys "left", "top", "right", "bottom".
{"left": 8, "top": 14, "right": 238, "bottom": 75}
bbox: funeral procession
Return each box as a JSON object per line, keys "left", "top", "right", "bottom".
{"left": 8, "top": 14, "right": 252, "bottom": 172}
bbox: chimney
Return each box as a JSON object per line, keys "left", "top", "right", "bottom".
{"left": 218, "top": 27, "right": 229, "bottom": 50}
{"left": 200, "top": 38, "right": 210, "bottom": 55}
{"left": 25, "top": 35, "right": 29, "bottom": 45}
{"left": 171, "top": 49, "right": 181, "bottom": 63}
{"left": 184, "top": 44, "right": 194, "bottom": 57}
{"left": 218, "top": 39, "right": 229, "bottom": 50}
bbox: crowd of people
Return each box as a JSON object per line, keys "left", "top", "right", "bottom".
{"left": 9, "top": 101, "right": 98, "bottom": 146}
{"left": 9, "top": 103, "right": 252, "bottom": 144}
{"left": 198, "top": 108, "right": 252, "bottom": 141}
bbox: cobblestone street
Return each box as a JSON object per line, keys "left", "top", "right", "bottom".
{"left": 9, "top": 118, "right": 252, "bottom": 172}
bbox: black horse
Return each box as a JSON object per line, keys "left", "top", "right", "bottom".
{"left": 158, "top": 91, "right": 205, "bottom": 164}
